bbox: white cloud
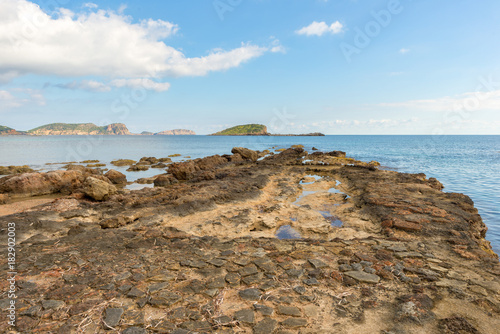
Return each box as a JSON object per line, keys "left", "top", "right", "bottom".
{"left": 296, "top": 21, "right": 343, "bottom": 36}
{"left": 0, "top": 88, "right": 45, "bottom": 110}
{"left": 0, "top": 90, "right": 19, "bottom": 108}
{"left": 110, "top": 78, "right": 171, "bottom": 92}
{"left": 269, "top": 38, "right": 286, "bottom": 54}
{"left": 0, "top": 0, "right": 269, "bottom": 83}
{"left": 378, "top": 90, "right": 500, "bottom": 112}
{"left": 83, "top": 3, "right": 98, "bottom": 9}
{"left": 399, "top": 48, "right": 410, "bottom": 54}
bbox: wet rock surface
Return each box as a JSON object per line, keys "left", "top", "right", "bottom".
{"left": 0, "top": 147, "right": 499, "bottom": 333}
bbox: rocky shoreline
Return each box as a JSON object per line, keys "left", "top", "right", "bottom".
{"left": 0, "top": 147, "right": 498, "bottom": 333}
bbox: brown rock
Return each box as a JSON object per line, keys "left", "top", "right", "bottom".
{"left": 194, "top": 155, "right": 228, "bottom": 170}
{"left": 105, "top": 169, "right": 127, "bottom": 184}
{"left": 231, "top": 147, "right": 258, "bottom": 162}
{"left": 393, "top": 219, "right": 422, "bottom": 232}
{"left": 83, "top": 176, "right": 117, "bottom": 201}
{"left": 154, "top": 174, "right": 178, "bottom": 187}
{"left": 169, "top": 161, "right": 198, "bottom": 180}
{"left": 0, "top": 170, "right": 84, "bottom": 197}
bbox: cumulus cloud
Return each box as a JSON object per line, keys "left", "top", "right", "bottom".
{"left": 0, "top": 0, "right": 268, "bottom": 83}
{"left": 0, "top": 88, "right": 45, "bottom": 110}
{"left": 295, "top": 21, "right": 343, "bottom": 36}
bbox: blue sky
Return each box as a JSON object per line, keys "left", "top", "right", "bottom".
{"left": 1, "top": 0, "right": 500, "bottom": 134}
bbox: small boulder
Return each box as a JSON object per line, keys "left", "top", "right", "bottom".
{"left": 327, "top": 151, "right": 346, "bottom": 158}
{"left": 168, "top": 161, "right": 198, "bottom": 180}
{"left": 0, "top": 170, "right": 84, "bottom": 197}
{"left": 111, "top": 159, "right": 136, "bottom": 166}
{"left": 139, "top": 157, "right": 159, "bottom": 165}
{"left": 104, "top": 169, "right": 127, "bottom": 184}
{"left": 83, "top": 177, "right": 117, "bottom": 201}
{"left": 127, "top": 165, "right": 150, "bottom": 172}
{"left": 154, "top": 175, "right": 178, "bottom": 187}
{"left": 231, "top": 147, "right": 258, "bottom": 162}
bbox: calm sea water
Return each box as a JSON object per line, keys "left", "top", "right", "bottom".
{"left": 1, "top": 135, "right": 499, "bottom": 254}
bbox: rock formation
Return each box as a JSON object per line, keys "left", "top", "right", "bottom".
{"left": 0, "top": 147, "right": 498, "bottom": 333}
{"left": 155, "top": 129, "right": 196, "bottom": 135}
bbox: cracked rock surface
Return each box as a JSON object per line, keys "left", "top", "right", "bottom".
{"left": 0, "top": 147, "right": 498, "bottom": 333}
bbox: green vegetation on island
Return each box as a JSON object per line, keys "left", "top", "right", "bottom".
{"left": 0, "top": 125, "right": 13, "bottom": 132}
{"left": 28, "top": 123, "right": 131, "bottom": 135}
{"left": 0, "top": 125, "right": 26, "bottom": 135}
{"left": 211, "top": 124, "right": 268, "bottom": 136}
{"left": 210, "top": 124, "right": 325, "bottom": 136}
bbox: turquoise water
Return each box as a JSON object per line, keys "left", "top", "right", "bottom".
{"left": 1, "top": 135, "right": 499, "bottom": 254}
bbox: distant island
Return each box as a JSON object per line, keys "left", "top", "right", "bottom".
{"left": 0, "top": 122, "right": 324, "bottom": 136}
{"left": 211, "top": 124, "right": 269, "bottom": 136}
{"left": 0, "top": 123, "right": 196, "bottom": 136}
{"left": 155, "top": 129, "right": 196, "bottom": 135}
{"left": 28, "top": 123, "right": 131, "bottom": 135}
{"left": 210, "top": 123, "right": 325, "bottom": 136}
{"left": 0, "top": 125, "right": 26, "bottom": 135}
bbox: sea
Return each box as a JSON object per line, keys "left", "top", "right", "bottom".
{"left": 1, "top": 135, "right": 499, "bottom": 255}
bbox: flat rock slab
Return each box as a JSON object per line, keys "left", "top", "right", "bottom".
{"left": 309, "top": 259, "right": 329, "bottom": 269}
{"left": 344, "top": 271, "right": 380, "bottom": 284}
{"left": 239, "top": 288, "right": 262, "bottom": 301}
{"left": 104, "top": 308, "right": 123, "bottom": 329}
{"left": 254, "top": 318, "right": 278, "bottom": 334}
{"left": 281, "top": 318, "right": 308, "bottom": 328}
{"left": 278, "top": 305, "right": 302, "bottom": 317}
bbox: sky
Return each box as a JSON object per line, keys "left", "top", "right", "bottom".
{"left": 1, "top": 0, "right": 500, "bottom": 135}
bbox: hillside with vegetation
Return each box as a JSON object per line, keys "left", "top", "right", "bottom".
{"left": 0, "top": 125, "right": 25, "bottom": 135}
{"left": 211, "top": 124, "right": 268, "bottom": 136}
{"left": 28, "top": 123, "right": 131, "bottom": 135}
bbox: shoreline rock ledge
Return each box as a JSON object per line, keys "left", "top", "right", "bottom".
{"left": 0, "top": 147, "right": 498, "bottom": 333}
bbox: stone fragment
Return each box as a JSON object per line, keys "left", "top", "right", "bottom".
{"left": 253, "top": 318, "right": 277, "bottom": 334}
{"left": 149, "top": 291, "right": 182, "bottom": 307}
{"left": 344, "top": 271, "right": 380, "bottom": 284}
{"left": 281, "top": 318, "right": 308, "bottom": 328}
{"left": 436, "top": 279, "right": 468, "bottom": 290}
{"left": 208, "top": 258, "right": 227, "bottom": 267}
{"left": 303, "top": 278, "right": 320, "bottom": 286}
{"left": 41, "top": 300, "right": 65, "bottom": 310}
{"left": 122, "top": 327, "right": 147, "bottom": 334}
{"left": 393, "top": 220, "right": 422, "bottom": 232}
{"left": 234, "top": 308, "right": 255, "bottom": 324}
{"left": 308, "top": 259, "right": 328, "bottom": 269}
{"left": 104, "top": 308, "right": 124, "bottom": 329}
{"left": 239, "top": 288, "right": 262, "bottom": 301}
{"left": 239, "top": 265, "right": 259, "bottom": 277}
{"left": 253, "top": 304, "right": 274, "bottom": 316}
{"left": 278, "top": 305, "right": 302, "bottom": 317}
{"left": 293, "top": 286, "right": 306, "bottom": 295}
{"left": 225, "top": 273, "right": 241, "bottom": 285}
